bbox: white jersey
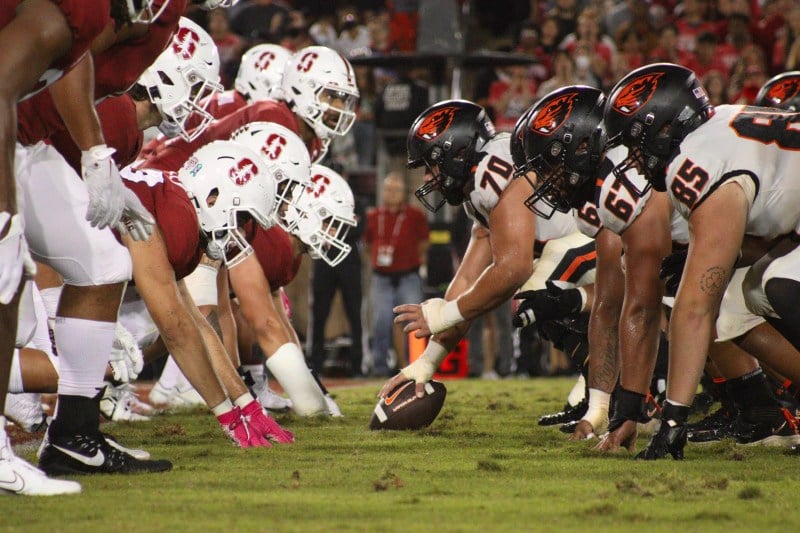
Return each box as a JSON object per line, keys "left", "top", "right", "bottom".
{"left": 463, "top": 134, "right": 576, "bottom": 249}
{"left": 573, "top": 199, "right": 602, "bottom": 239}
{"left": 666, "top": 104, "right": 800, "bottom": 240}
{"left": 599, "top": 146, "right": 689, "bottom": 245}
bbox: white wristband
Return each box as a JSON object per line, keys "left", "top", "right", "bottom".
{"left": 421, "top": 298, "right": 465, "bottom": 334}
{"left": 580, "top": 388, "right": 610, "bottom": 433}
{"left": 421, "top": 340, "right": 449, "bottom": 367}
{"left": 400, "top": 340, "right": 449, "bottom": 383}
{"left": 576, "top": 286, "right": 588, "bottom": 312}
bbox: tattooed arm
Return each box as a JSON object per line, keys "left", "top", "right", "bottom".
{"left": 667, "top": 184, "right": 748, "bottom": 405}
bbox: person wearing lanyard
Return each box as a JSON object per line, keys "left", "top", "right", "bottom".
{"left": 365, "top": 173, "right": 430, "bottom": 377}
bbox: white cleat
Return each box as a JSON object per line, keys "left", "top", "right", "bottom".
{"left": 0, "top": 433, "right": 81, "bottom": 496}
{"left": 325, "top": 395, "right": 343, "bottom": 418}
{"left": 149, "top": 382, "right": 205, "bottom": 410}
{"left": 253, "top": 381, "right": 293, "bottom": 413}
{"left": 4, "top": 394, "right": 48, "bottom": 433}
{"left": 99, "top": 384, "right": 152, "bottom": 422}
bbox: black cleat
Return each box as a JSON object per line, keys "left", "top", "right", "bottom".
{"left": 687, "top": 406, "right": 737, "bottom": 444}
{"left": 39, "top": 432, "right": 172, "bottom": 476}
{"left": 538, "top": 398, "right": 588, "bottom": 426}
{"left": 559, "top": 420, "right": 579, "bottom": 434}
{"left": 636, "top": 419, "right": 687, "bottom": 460}
{"left": 732, "top": 407, "right": 800, "bottom": 448}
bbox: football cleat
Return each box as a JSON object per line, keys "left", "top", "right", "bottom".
{"left": 635, "top": 419, "right": 687, "bottom": 460}
{"left": 148, "top": 382, "right": 205, "bottom": 410}
{"left": 252, "top": 380, "right": 293, "bottom": 413}
{"left": 38, "top": 432, "right": 172, "bottom": 476}
{"left": 4, "top": 393, "right": 48, "bottom": 433}
{"left": 687, "top": 406, "right": 737, "bottom": 444}
{"left": 325, "top": 394, "right": 343, "bottom": 418}
{"left": 732, "top": 407, "right": 800, "bottom": 447}
{"left": 0, "top": 432, "right": 81, "bottom": 495}
{"left": 99, "top": 384, "right": 152, "bottom": 422}
{"left": 538, "top": 398, "right": 588, "bottom": 426}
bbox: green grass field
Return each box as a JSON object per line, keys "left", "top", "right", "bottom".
{"left": 2, "top": 377, "right": 799, "bottom": 532}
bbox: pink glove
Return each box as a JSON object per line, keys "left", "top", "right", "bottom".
{"left": 280, "top": 288, "right": 292, "bottom": 319}
{"left": 217, "top": 406, "right": 271, "bottom": 448}
{"left": 242, "top": 400, "right": 295, "bottom": 444}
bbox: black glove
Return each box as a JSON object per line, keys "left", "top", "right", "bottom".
{"left": 659, "top": 248, "right": 688, "bottom": 297}
{"left": 537, "top": 313, "right": 590, "bottom": 369}
{"left": 512, "top": 280, "right": 584, "bottom": 328}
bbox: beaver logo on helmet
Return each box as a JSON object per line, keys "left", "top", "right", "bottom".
{"left": 766, "top": 78, "right": 800, "bottom": 105}
{"left": 531, "top": 92, "right": 578, "bottom": 135}
{"left": 416, "top": 107, "right": 457, "bottom": 141}
{"left": 613, "top": 72, "right": 664, "bottom": 115}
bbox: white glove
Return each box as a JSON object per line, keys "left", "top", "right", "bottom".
{"left": 400, "top": 341, "right": 449, "bottom": 384}
{"left": 114, "top": 188, "right": 155, "bottom": 242}
{"left": 82, "top": 144, "right": 126, "bottom": 229}
{"left": 0, "top": 213, "right": 36, "bottom": 304}
{"left": 109, "top": 322, "right": 144, "bottom": 383}
{"left": 420, "top": 298, "right": 465, "bottom": 335}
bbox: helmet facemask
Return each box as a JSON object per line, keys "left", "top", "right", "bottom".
{"left": 127, "top": 0, "right": 171, "bottom": 23}
{"left": 156, "top": 67, "right": 222, "bottom": 141}
{"left": 413, "top": 142, "right": 475, "bottom": 213}
{"left": 286, "top": 203, "right": 354, "bottom": 267}
{"left": 309, "top": 85, "right": 359, "bottom": 138}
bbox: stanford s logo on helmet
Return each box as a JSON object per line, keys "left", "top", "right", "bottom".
{"left": 172, "top": 27, "right": 200, "bottom": 60}
{"left": 309, "top": 173, "right": 331, "bottom": 198}
{"left": 262, "top": 133, "right": 287, "bottom": 160}
{"left": 416, "top": 107, "right": 457, "bottom": 141}
{"left": 229, "top": 158, "right": 258, "bottom": 186}
{"left": 531, "top": 92, "right": 577, "bottom": 135}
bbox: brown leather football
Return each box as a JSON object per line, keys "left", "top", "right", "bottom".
{"left": 369, "top": 380, "right": 447, "bottom": 430}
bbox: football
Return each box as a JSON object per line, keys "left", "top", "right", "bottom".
{"left": 369, "top": 380, "right": 447, "bottom": 430}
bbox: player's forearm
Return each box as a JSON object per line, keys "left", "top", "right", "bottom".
{"left": 587, "top": 298, "right": 620, "bottom": 394}
{"left": 456, "top": 260, "right": 531, "bottom": 321}
{"left": 618, "top": 292, "right": 663, "bottom": 394}
{"left": 0, "top": 104, "right": 16, "bottom": 213}
{"left": 50, "top": 55, "right": 104, "bottom": 150}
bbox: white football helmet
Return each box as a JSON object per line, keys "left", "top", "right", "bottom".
{"left": 235, "top": 44, "right": 292, "bottom": 103}
{"left": 231, "top": 122, "right": 312, "bottom": 230}
{"left": 281, "top": 46, "right": 360, "bottom": 142}
{"left": 284, "top": 165, "right": 357, "bottom": 267}
{"left": 128, "top": 0, "right": 171, "bottom": 23}
{"left": 178, "top": 141, "right": 277, "bottom": 267}
{"left": 195, "top": 0, "right": 239, "bottom": 9}
{"left": 136, "top": 17, "right": 223, "bottom": 142}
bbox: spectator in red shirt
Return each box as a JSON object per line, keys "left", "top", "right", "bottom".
{"left": 702, "top": 69, "right": 730, "bottom": 105}
{"left": 487, "top": 66, "right": 538, "bottom": 133}
{"left": 561, "top": 7, "right": 616, "bottom": 86}
{"left": 648, "top": 23, "right": 697, "bottom": 65}
{"left": 674, "top": 0, "right": 719, "bottom": 53}
{"left": 365, "top": 173, "right": 430, "bottom": 376}
{"left": 687, "top": 31, "right": 730, "bottom": 79}
{"left": 208, "top": 9, "right": 245, "bottom": 88}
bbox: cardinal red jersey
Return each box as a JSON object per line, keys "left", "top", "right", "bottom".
{"left": 141, "top": 99, "right": 323, "bottom": 171}
{"left": 94, "top": 0, "right": 186, "bottom": 97}
{"left": 120, "top": 166, "right": 201, "bottom": 280}
{"left": 48, "top": 94, "right": 143, "bottom": 172}
{"left": 17, "top": 0, "right": 184, "bottom": 146}
{"left": 251, "top": 226, "right": 302, "bottom": 289}
{"left": 1, "top": 0, "right": 110, "bottom": 101}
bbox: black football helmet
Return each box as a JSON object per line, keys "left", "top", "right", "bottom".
{"left": 407, "top": 100, "right": 496, "bottom": 212}
{"left": 521, "top": 86, "right": 606, "bottom": 219}
{"left": 755, "top": 71, "right": 800, "bottom": 111}
{"left": 511, "top": 106, "right": 535, "bottom": 175}
{"left": 604, "top": 63, "right": 712, "bottom": 195}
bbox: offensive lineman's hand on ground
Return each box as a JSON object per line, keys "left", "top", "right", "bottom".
{"left": 595, "top": 420, "right": 639, "bottom": 452}
{"left": 569, "top": 420, "right": 598, "bottom": 441}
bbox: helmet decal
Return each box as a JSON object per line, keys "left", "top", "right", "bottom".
{"left": 308, "top": 173, "right": 330, "bottom": 198}
{"left": 172, "top": 27, "right": 200, "bottom": 60}
{"left": 766, "top": 78, "right": 800, "bottom": 104}
{"left": 531, "top": 92, "right": 578, "bottom": 135}
{"left": 255, "top": 51, "right": 277, "bottom": 71}
{"left": 262, "top": 133, "right": 287, "bottom": 160}
{"left": 416, "top": 107, "right": 457, "bottom": 141}
{"left": 613, "top": 72, "right": 664, "bottom": 115}
{"left": 229, "top": 158, "right": 258, "bottom": 186}
{"left": 297, "top": 51, "right": 319, "bottom": 73}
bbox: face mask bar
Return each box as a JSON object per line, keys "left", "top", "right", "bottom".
{"left": 314, "top": 86, "right": 358, "bottom": 136}
{"left": 310, "top": 215, "right": 354, "bottom": 267}
{"left": 612, "top": 146, "right": 652, "bottom": 197}
{"left": 129, "top": 0, "right": 171, "bottom": 24}
{"left": 273, "top": 175, "right": 309, "bottom": 230}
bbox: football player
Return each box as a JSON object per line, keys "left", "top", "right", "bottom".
{"left": 0, "top": 0, "right": 167, "bottom": 495}
{"left": 380, "top": 99, "right": 591, "bottom": 401}
{"left": 604, "top": 62, "right": 800, "bottom": 459}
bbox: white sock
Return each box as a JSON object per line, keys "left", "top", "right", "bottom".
{"left": 38, "top": 287, "right": 63, "bottom": 319}
{"left": 158, "top": 356, "right": 182, "bottom": 390}
{"left": 567, "top": 374, "right": 586, "bottom": 407}
{"left": 211, "top": 398, "right": 234, "bottom": 417}
{"left": 55, "top": 317, "right": 114, "bottom": 398}
{"left": 233, "top": 393, "right": 254, "bottom": 409}
{"left": 8, "top": 349, "right": 23, "bottom": 394}
{"left": 266, "top": 343, "right": 327, "bottom": 416}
